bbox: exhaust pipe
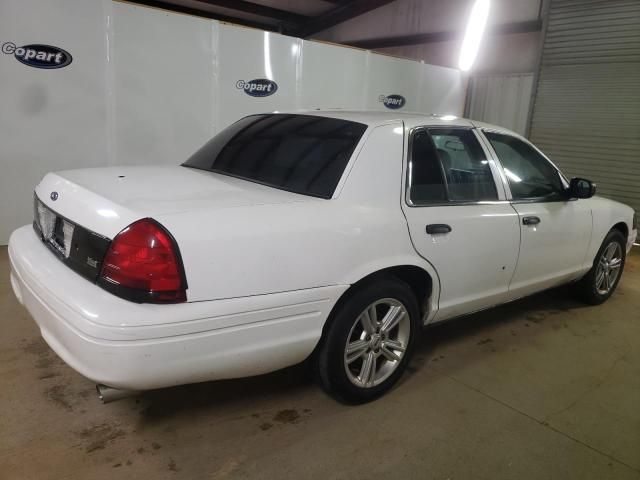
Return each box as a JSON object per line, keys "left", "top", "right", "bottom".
{"left": 96, "top": 384, "right": 137, "bottom": 404}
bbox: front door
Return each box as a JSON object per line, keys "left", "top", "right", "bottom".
{"left": 402, "top": 127, "right": 520, "bottom": 321}
{"left": 481, "top": 131, "right": 592, "bottom": 298}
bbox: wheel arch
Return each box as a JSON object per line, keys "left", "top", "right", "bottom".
{"left": 309, "top": 263, "right": 436, "bottom": 364}
{"left": 611, "top": 221, "right": 628, "bottom": 239}
{"left": 324, "top": 264, "right": 436, "bottom": 336}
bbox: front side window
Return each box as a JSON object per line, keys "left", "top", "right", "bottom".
{"left": 408, "top": 128, "right": 498, "bottom": 205}
{"left": 183, "top": 114, "right": 368, "bottom": 199}
{"left": 484, "top": 131, "right": 565, "bottom": 201}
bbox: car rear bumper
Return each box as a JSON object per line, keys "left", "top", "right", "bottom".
{"left": 9, "top": 225, "right": 347, "bottom": 390}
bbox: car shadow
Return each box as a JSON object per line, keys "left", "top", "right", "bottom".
{"left": 402, "top": 285, "right": 590, "bottom": 382}
{"left": 135, "top": 361, "right": 314, "bottom": 421}
{"left": 135, "top": 284, "right": 593, "bottom": 421}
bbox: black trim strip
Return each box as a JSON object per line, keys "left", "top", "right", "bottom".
{"left": 33, "top": 195, "right": 111, "bottom": 283}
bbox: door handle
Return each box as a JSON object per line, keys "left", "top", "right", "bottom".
{"left": 522, "top": 216, "right": 541, "bottom": 226}
{"left": 426, "top": 224, "right": 452, "bottom": 234}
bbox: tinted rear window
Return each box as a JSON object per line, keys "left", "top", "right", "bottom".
{"left": 182, "top": 114, "right": 368, "bottom": 198}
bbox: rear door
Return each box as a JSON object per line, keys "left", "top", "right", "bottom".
{"left": 480, "top": 130, "right": 592, "bottom": 298}
{"left": 401, "top": 127, "right": 520, "bottom": 321}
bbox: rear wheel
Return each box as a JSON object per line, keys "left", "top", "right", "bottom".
{"left": 315, "top": 277, "right": 420, "bottom": 403}
{"left": 574, "top": 230, "right": 626, "bottom": 305}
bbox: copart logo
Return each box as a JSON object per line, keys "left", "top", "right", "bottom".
{"left": 379, "top": 94, "right": 406, "bottom": 110}
{"left": 236, "top": 79, "right": 278, "bottom": 97}
{"left": 2, "top": 42, "right": 72, "bottom": 69}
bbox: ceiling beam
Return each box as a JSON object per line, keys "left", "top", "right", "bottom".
{"left": 345, "top": 19, "right": 543, "bottom": 49}
{"left": 493, "top": 19, "right": 543, "bottom": 35}
{"left": 127, "top": 0, "right": 279, "bottom": 31}
{"left": 192, "top": 0, "right": 309, "bottom": 25}
{"left": 296, "top": 0, "right": 398, "bottom": 38}
{"left": 321, "top": 0, "right": 355, "bottom": 4}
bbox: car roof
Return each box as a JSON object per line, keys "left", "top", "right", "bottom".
{"left": 279, "top": 109, "right": 521, "bottom": 138}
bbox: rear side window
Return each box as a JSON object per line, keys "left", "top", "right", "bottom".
{"left": 408, "top": 128, "right": 498, "bottom": 205}
{"left": 183, "top": 114, "right": 367, "bottom": 199}
{"left": 409, "top": 130, "right": 447, "bottom": 203}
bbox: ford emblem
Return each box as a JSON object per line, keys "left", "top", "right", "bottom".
{"left": 50, "top": 191, "right": 59, "bottom": 201}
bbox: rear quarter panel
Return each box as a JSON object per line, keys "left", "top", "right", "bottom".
{"left": 161, "top": 123, "right": 440, "bottom": 307}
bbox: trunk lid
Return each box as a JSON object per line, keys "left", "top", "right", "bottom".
{"left": 35, "top": 165, "right": 311, "bottom": 239}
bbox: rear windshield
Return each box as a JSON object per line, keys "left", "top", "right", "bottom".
{"left": 182, "top": 114, "right": 368, "bottom": 199}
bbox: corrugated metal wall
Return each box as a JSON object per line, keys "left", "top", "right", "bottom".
{"left": 529, "top": 0, "right": 640, "bottom": 214}
{"left": 466, "top": 74, "right": 535, "bottom": 135}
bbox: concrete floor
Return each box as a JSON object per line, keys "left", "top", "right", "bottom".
{"left": 1, "top": 246, "right": 639, "bottom": 480}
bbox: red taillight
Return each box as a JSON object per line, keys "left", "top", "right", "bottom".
{"left": 99, "top": 219, "right": 187, "bottom": 303}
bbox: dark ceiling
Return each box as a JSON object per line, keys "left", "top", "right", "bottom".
{"left": 126, "top": 0, "right": 397, "bottom": 38}
{"left": 125, "top": 0, "right": 542, "bottom": 51}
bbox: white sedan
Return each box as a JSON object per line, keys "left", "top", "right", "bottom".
{"left": 9, "top": 111, "right": 637, "bottom": 403}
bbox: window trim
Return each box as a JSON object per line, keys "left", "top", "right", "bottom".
{"left": 404, "top": 126, "right": 506, "bottom": 208}
{"left": 479, "top": 128, "right": 570, "bottom": 204}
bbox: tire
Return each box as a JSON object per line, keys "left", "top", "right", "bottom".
{"left": 315, "top": 276, "right": 420, "bottom": 404}
{"left": 574, "top": 230, "right": 627, "bottom": 305}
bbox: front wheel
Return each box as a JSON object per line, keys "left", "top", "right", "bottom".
{"left": 574, "top": 230, "right": 626, "bottom": 305}
{"left": 315, "top": 277, "right": 420, "bottom": 404}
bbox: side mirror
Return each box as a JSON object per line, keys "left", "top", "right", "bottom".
{"left": 568, "top": 177, "right": 597, "bottom": 199}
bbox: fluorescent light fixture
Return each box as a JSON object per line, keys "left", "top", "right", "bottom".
{"left": 440, "top": 115, "right": 457, "bottom": 121}
{"left": 458, "top": 0, "right": 490, "bottom": 71}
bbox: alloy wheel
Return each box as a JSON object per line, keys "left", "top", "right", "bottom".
{"left": 595, "top": 241, "right": 623, "bottom": 295}
{"left": 343, "top": 298, "right": 411, "bottom": 388}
